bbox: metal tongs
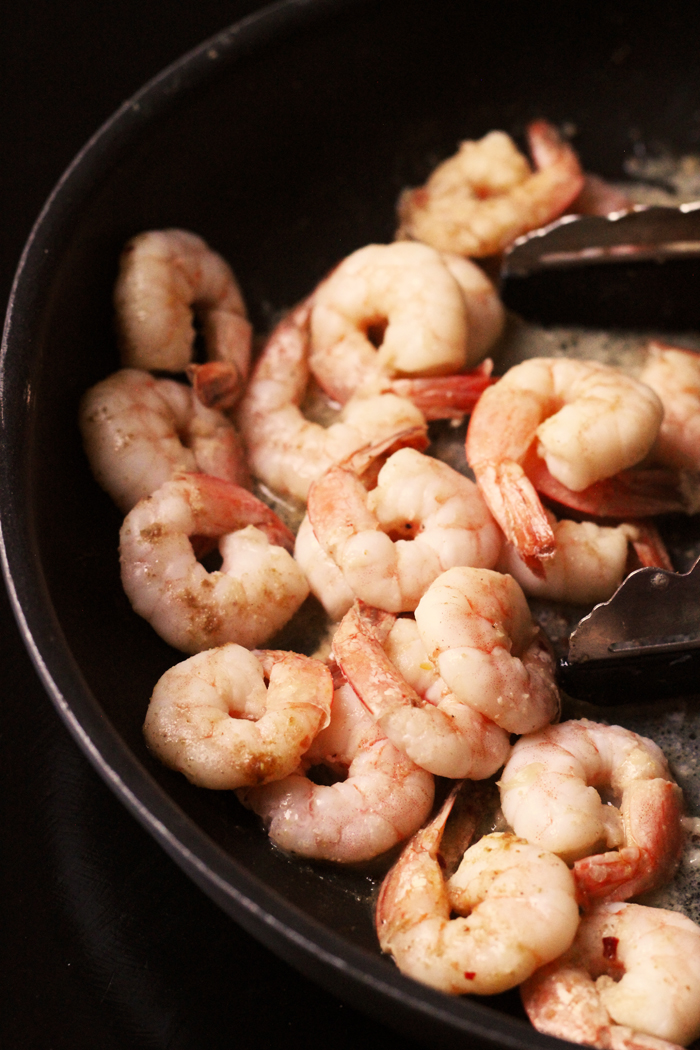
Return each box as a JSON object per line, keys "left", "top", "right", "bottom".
{"left": 499, "top": 203, "right": 700, "bottom": 705}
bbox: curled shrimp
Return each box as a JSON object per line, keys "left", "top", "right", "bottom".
{"left": 235, "top": 300, "right": 428, "bottom": 502}
{"left": 238, "top": 678, "right": 434, "bottom": 863}
{"left": 309, "top": 241, "right": 504, "bottom": 404}
{"left": 332, "top": 602, "right": 511, "bottom": 779}
{"left": 143, "top": 645, "right": 332, "bottom": 790}
{"left": 396, "top": 120, "right": 584, "bottom": 258}
{"left": 375, "top": 790, "right": 580, "bottom": 995}
{"left": 79, "top": 368, "right": 249, "bottom": 512}
{"left": 304, "top": 443, "right": 503, "bottom": 616}
{"left": 413, "top": 566, "right": 560, "bottom": 735}
{"left": 639, "top": 341, "right": 700, "bottom": 475}
{"left": 465, "top": 357, "right": 665, "bottom": 572}
{"left": 499, "top": 719, "right": 685, "bottom": 905}
{"left": 114, "top": 228, "right": 252, "bottom": 380}
{"left": 119, "top": 472, "right": 309, "bottom": 654}
{"left": 498, "top": 512, "right": 671, "bottom": 604}
{"left": 521, "top": 902, "right": 700, "bottom": 1049}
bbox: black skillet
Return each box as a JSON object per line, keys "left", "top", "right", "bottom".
{"left": 4, "top": 1, "right": 700, "bottom": 1048}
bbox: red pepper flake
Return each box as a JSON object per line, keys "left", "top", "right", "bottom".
{"left": 464, "top": 972, "right": 476, "bottom": 980}
{"left": 602, "top": 936, "right": 619, "bottom": 961}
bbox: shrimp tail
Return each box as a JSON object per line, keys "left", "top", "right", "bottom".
{"left": 187, "top": 361, "right": 245, "bottom": 411}
{"left": 476, "top": 460, "right": 556, "bottom": 575}
{"left": 529, "top": 457, "right": 687, "bottom": 518}
{"left": 627, "top": 520, "right": 674, "bottom": 571}
{"left": 574, "top": 779, "right": 685, "bottom": 906}
{"left": 387, "top": 361, "right": 494, "bottom": 421}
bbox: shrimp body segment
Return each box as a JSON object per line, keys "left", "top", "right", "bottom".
{"left": 376, "top": 792, "right": 579, "bottom": 995}
{"left": 305, "top": 445, "right": 503, "bottom": 615}
{"left": 414, "top": 566, "right": 560, "bottom": 735}
{"left": 80, "top": 368, "right": 249, "bottom": 512}
{"left": 332, "top": 603, "right": 511, "bottom": 779}
{"left": 119, "top": 473, "right": 309, "bottom": 654}
{"left": 499, "top": 719, "right": 684, "bottom": 904}
{"left": 465, "top": 357, "right": 664, "bottom": 569}
{"left": 396, "top": 120, "right": 585, "bottom": 258}
{"left": 236, "top": 300, "right": 428, "bottom": 502}
{"left": 640, "top": 341, "right": 700, "bottom": 473}
{"left": 309, "top": 242, "right": 504, "bottom": 403}
{"left": 238, "top": 680, "right": 434, "bottom": 863}
{"left": 143, "top": 645, "right": 332, "bottom": 790}
{"left": 521, "top": 902, "right": 700, "bottom": 1049}
{"left": 114, "top": 229, "right": 252, "bottom": 375}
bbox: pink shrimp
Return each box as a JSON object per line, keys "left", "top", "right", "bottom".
{"left": 304, "top": 439, "right": 502, "bottom": 616}
{"left": 375, "top": 789, "right": 580, "bottom": 995}
{"left": 79, "top": 368, "right": 250, "bottom": 513}
{"left": 114, "top": 229, "right": 252, "bottom": 376}
{"left": 238, "top": 678, "right": 434, "bottom": 863}
{"left": 308, "top": 241, "right": 504, "bottom": 404}
{"left": 499, "top": 719, "right": 685, "bottom": 906}
{"left": 396, "top": 119, "right": 585, "bottom": 258}
{"left": 331, "top": 601, "right": 511, "bottom": 779}
{"left": 521, "top": 902, "right": 700, "bottom": 1049}
{"left": 119, "top": 472, "right": 309, "bottom": 653}
{"left": 465, "top": 357, "right": 666, "bottom": 574}
{"left": 143, "top": 645, "right": 333, "bottom": 790}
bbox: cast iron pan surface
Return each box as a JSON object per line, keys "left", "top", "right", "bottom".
{"left": 4, "top": 1, "right": 700, "bottom": 1047}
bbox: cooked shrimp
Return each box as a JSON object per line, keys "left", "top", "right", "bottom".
{"left": 114, "top": 228, "right": 252, "bottom": 376}
{"left": 639, "top": 341, "right": 700, "bottom": 473}
{"left": 465, "top": 357, "right": 665, "bottom": 571}
{"left": 305, "top": 444, "right": 503, "bottom": 615}
{"left": 143, "top": 645, "right": 332, "bottom": 790}
{"left": 235, "top": 300, "right": 429, "bottom": 502}
{"left": 521, "top": 902, "right": 700, "bottom": 1049}
{"left": 238, "top": 679, "right": 434, "bottom": 863}
{"left": 375, "top": 790, "right": 580, "bottom": 995}
{"left": 79, "top": 368, "right": 249, "bottom": 512}
{"left": 119, "top": 472, "right": 309, "bottom": 653}
{"left": 499, "top": 719, "right": 684, "bottom": 905}
{"left": 413, "top": 566, "right": 560, "bottom": 735}
{"left": 332, "top": 603, "right": 511, "bottom": 779}
{"left": 498, "top": 512, "right": 670, "bottom": 604}
{"left": 396, "top": 120, "right": 584, "bottom": 258}
{"left": 309, "top": 242, "right": 504, "bottom": 404}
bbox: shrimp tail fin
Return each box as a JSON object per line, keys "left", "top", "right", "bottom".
{"left": 187, "top": 361, "right": 245, "bottom": 411}
{"left": 388, "top": 361, "right": 494, "bottom": 421}
{"left": 475, "top": 459, "right": 555, "bottom": 576}
{"left": 529, "top": 458, "right": 686, "bottom": 519}
{"left": 574, "top": 780, "right": 684, "bottom": 905}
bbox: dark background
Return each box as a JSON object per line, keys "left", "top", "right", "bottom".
{"left": 0, "top": 3, "right": 425, "bottom": 1047}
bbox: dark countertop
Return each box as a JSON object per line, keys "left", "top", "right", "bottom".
{"left": 1, "top": 3, "right": 425, "bottom": 1046}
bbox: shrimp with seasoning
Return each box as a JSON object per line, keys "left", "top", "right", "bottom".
{"left": 465, "top": 357, "right": 667, "bottom": 573}
{"left": 396, "top": 120, "right": 584, "bottom": 258}
{"left": 521, "top": 902, "right": 700, "bottom": 1050}
{"left": 238, "top": 678, "right": 434, "bottom": 863}
{"left": 413, "top": 566, "right": 560, "bottom": 735}
{"left": 304, "top": 443, "right": 503, "bottom": 616}
{"left": 119, "top": 472, "right": 309, "bottom": 653}
{"left": 309, "top": 241, "right": 503, "bottom": 404}
{"left": 499, "top": 719, "right": 685, "bottom": 905}
{"left": 114, "top": 229, "right": 252, "bottom": 383}
{"left": 79, "top": 368, "right": 249, "bottom": 512}
{"left": 143, "top": 644, "right": 332, "bottom": 790}
{"left": 375, "top": 789, "right": 580, "bottom": 995}
{"left": 332, "top": 602, "right": 511, "bottom": 779}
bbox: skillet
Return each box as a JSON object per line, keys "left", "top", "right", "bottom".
{"left": 4, "top": 1, "right": 700, "bottom": 1046}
